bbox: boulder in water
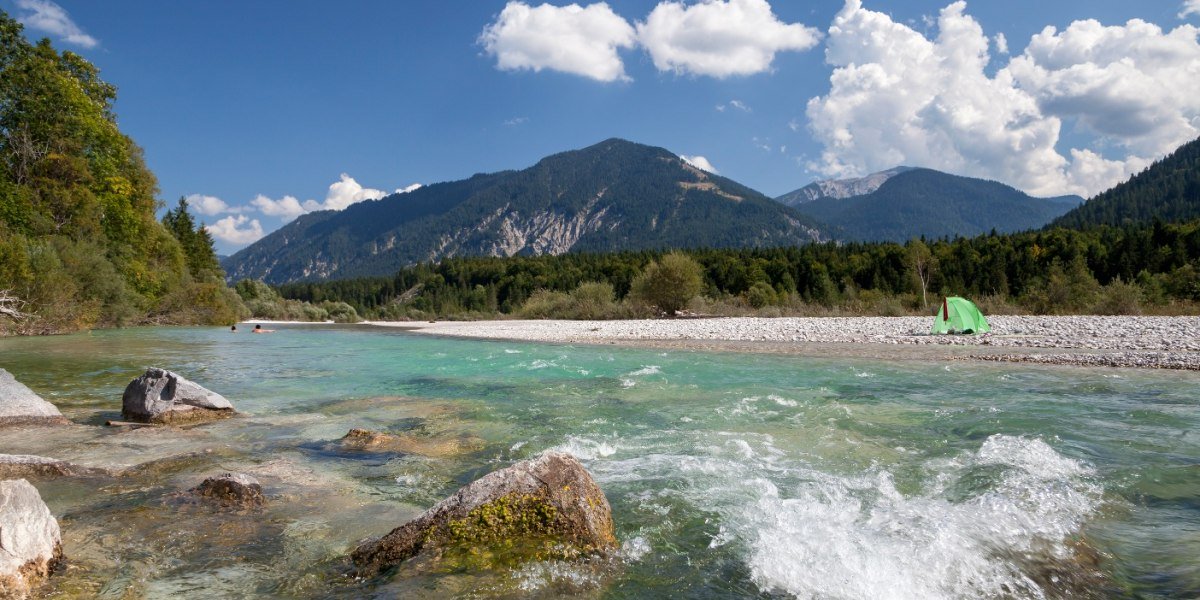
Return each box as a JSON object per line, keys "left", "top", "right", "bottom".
{"left": 352, "top": 451, "right": 616, "bottom": 574}
{"left": 338, "top": 427, "right": 485, "bottom": 458}
{"left": 121, "top": 368, "right": 234, "bottom": 424}
{"left": 0, "top": 479, "right": 62, "bottom": 598}
{"left": 0, "top": 369, "right": 67, "bottom": 427}
{"left": 0, "top": 454, "right": 107, "bottom": 479}
{"left": 190, "top": 473, "right": 265, "bottom": 508}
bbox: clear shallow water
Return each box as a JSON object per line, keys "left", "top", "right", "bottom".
{"left": 1, "top": 325, "right": 1198, "bottom": 599}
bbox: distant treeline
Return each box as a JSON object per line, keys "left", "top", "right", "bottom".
{"left": 275, "top": 220, "right": 1200, "bottom": 319}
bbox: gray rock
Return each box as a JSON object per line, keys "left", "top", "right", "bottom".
{"left": 0, "top": 454, "right": 107, "bottom": 479}
{"left": 0, "top": 479, "right": 62, "bottom": 598}
{"left": 352, "top": 451, "right": 616, "bottom": 574}
{"left": 191, "top": 472, "right": 265, "bottom": 508}
{"left": 121, "top": 368, "right": 234, "bottom": 424}
{"left": 0, "top": 369, "right": 67, "bottom": 427}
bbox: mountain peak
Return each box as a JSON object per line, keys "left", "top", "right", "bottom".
{"left": 224, "top": 139, "right": 824, "bottom": 283}
{"left": 776, "top": 166, "right": 918, "bottom": 207}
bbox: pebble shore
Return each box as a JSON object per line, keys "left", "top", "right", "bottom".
{"left": 373, "top": 315, "right": 1200, "bottom": 371}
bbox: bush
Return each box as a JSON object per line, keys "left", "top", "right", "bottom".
{"left": 744, "top": 281, "right": 777, "bottom": 309}
{"left": 1093, "top": 277, "right": 1143, "bottom": 315}
{"left": 517, "top": 281, "right": 624, "bottom": 320}
{"left": 628, "top": 252, "right": 704, "bottom": 316}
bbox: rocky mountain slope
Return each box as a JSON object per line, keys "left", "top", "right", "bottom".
{"left": 775, "top": 167, "right": 916, "bottom": 207}
{"left": 224, "top": 139, "right": 825, "bottom": 283}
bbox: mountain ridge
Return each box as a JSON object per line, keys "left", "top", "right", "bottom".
{"left": 224, "top": 139, "right": 825, "bottom": 284}
{"left": 788, "top": 168, "right": 1082, "bottom": 242}
{"left": 1051, "top": 136, "right": 1200, "bottom": 229}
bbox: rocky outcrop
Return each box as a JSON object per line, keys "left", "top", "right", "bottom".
{"left": 0, "top": 454, "right": 106, "bottom": 479}
{"left": 190, "top": 473, "right": 265, "bottom": 508}
{"left": 0, "top": 369, "right": 67, "bottom": 427}
{"left": 339, "top": 428, "right": 485, "bottom": 458}
{"left": 121, "top": 368, "right": 234, "bottom": 424}
{"left": 0, "top": 480, "right": 62, "bottom": 598}
{"left": 352, "top": 452, "right": 615, "bottom": 574}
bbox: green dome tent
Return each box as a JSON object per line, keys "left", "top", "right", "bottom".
{"left": 931, "top": 297, "right": 991, "bottom": 335}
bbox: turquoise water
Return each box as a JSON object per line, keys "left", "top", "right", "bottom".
{"left": 1, "top": 325, "right": 1198, "bottom": 598}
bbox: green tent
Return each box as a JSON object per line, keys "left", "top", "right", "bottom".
{"left": 931, "top": 296, "right": 991, "bottom": 335}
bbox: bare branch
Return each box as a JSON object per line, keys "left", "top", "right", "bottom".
{"left": 0, "top": 290, "right": 29, "bottom": 321}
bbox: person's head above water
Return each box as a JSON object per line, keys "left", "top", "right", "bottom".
{"left": 231, "top": 325, "right": 237, "bottom": 331}
{"left": 255, "top": 324, "right": 261, "bottom": 330}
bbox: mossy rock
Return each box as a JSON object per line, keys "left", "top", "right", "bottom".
{"left": 352, "top": 452, "right": 616, "bottom": 575}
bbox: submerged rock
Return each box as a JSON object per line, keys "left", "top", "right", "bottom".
{"left": 338, "top": 428, "right": 485, "bottom": 458}
{"left": 190, "top": 473, "right": 265, "bottom": 508}
{"left": 0, "top": 369, "right": 68, "bottom": 427}
{"left": 121, "top": 368, "right": 234, "bottom": 424}
{"left": 0, "top": 454, "right": 107, "bottom": 479}
{"left": 352, "top": 451, "right": 616, "bottom": 574}
{"left": 0, "top": 479, "right": 62, "bottom": 598}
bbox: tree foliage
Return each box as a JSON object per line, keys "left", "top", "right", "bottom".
{"left": 628, "top": 252, "right": 704, "bottom": 315}
{"left": 0, "top": 12, "right": 243, "bottom": 333}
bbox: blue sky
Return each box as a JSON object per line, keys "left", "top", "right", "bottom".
{"left": 7, "top": 0, "right": 1200, "bottom": 253}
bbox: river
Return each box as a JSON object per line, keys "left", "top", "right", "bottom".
{"left": 1, "top": 325, "right": 1197, "bottom": 598}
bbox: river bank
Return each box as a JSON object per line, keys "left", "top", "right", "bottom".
{"left": 369, "top": 315, "right": 1200, "bottom": 370}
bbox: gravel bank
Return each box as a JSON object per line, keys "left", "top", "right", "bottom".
{"left": 369, "top": 316, "right": 1200, "bottom": 370}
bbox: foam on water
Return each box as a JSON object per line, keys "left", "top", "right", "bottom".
{"left": 737, "top": 435, "right": 1101, "bottom": 599}
{"left": 580, "top": 431, "right": 1102, "bottom": 600}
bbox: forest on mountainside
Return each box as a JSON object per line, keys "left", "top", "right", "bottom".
{"left": 276, "top": 220, "right": 1200, "bottom": 319}
{"left": 1053, "top": 137, "right": 1200, "bottom": 229}
{"left": 0, "top": 12, "right": 244, "bottom": 334}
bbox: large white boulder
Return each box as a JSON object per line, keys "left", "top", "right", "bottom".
{"left": 0, "top": 369, "right": 66, "bottom": 426}
{"left": 0, "top": 479, "right": 62, "bottom": 598}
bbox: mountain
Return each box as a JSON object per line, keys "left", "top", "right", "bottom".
{"left": 787, "top": 168, "right": 1082, "bottom": 242}
{"left": 224, "top": 139, "right": 825, "bottom": 283}
{"left": 775, "top": 166, "right": 916, "bottom": 207}
{"left": 1052, "top": 137, "right": 1200, "bottom": 230}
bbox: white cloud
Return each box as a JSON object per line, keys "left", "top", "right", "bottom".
{"left": 244, "top": 175, "right": 421, "bottom": 223}
{"left": 504, "top": 116, "right": 530, "bottom": 126}
{"left": 717, "top": 99, "right": 752, "bottom": 113}
{"left": 805, "top": 0, "right": 1199, "bottom": 197}
{"left": 480, "top": 2, "right": 637, "bottom": 82}
{"left": 251, "top": 194, "right": 308, "bottom": 221}
{"left": 636, "top": 0, "right": 820, "bottom": 78}
{"left": 994, "top": 32, "right": 1008, "bottom": 54}
{"left": 681, "top": 155, "right": 719, "bottom": 174}
{"left": 14, "top": 0, "right": 98, "bottom": 49}
{"left": 206, "top": 215, "right": 264, "bottom": 246}
{"left": 1007, "top": 18, "right": 1200, "bottom": 158}
{"left": 185, "top": 194, "right": 239, "bottom": 216}
{"left": 1182, "top": 0, "right": 1200, "bottom": 19}
{"left": 397, "top": 183, "right": 423, "bottom": 194}
{"left": 319, "top": 173, "right": 390, "bottom": 211}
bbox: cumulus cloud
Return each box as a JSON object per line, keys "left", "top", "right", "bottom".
{"left": 245, "top": 175, "right": 421, "bottom": 223}
{"left": 479, "top": 2, "right": 637, "bottom": 82}
{"left": 251, "top": 194, "right": 308, "bottom": 221}
{"left": 14, "top": 0, "right": 98, "bottom": 48}
{"left": 185, "top": 194, "right": 239, "bottom": 216}
{"left": 805, "top": 0, "right": 1199, "bottom": 197}
{"left": 994, "top": 32, "right": 1008, "bottom": 54}
{"left": 1007, "top": 18, "right": 1200, "bottom": 157}
{"left": 1182, "top": 1, "right": 1200, "bottom": 19}
{"left": 681, "top": 155, "right": 719, "bottom": 173}
{"left": 206, "top": 215, "right": 264, "bottom": 245}
{"left": 637, "top": 0, "right": 820, "bottom": 77}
